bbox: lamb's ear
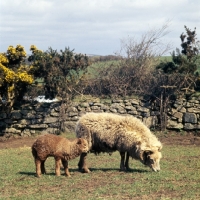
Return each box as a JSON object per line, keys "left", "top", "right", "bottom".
{"left": 76, "top": 138, "right": 82, "bottom": 144}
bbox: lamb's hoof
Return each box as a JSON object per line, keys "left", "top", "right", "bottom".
{"left": 81, "top": 168, "right": 91, "bottom": 173}
{"left": 86, "top": 169, "right": 91, "bottom": 173}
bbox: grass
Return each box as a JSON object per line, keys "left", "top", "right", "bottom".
{"left": 85, "top": 56, "right": 175, "bottom": 82}
{"left": 0, "top": 139, "right": 200, "bottom": 200}
{"left": 86, "top": 60, "right": 120, "bottom": 79}
{"left": 159, "top": 56, "right": 172, "bottom": 62}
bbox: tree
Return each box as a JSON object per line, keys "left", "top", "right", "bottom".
{"left": 85, "top": 22, "right": 172, "bottom": 98}
{"left": 153, "top": 26, "right": 200, "bottom": 130}
{"left": 28, "top": 46, "right": 90, "bottom": 101}
{"left": 180, "top": 26, "right": 199, "bottom": 61}
{"left": 158, "top": 26, "right": 200, "bottom": 75}
{"left": 0, "top": 45, "right": 34, "bottom": 112}
{"left": 86, "top": 24, "right": 199, "bottom": 131}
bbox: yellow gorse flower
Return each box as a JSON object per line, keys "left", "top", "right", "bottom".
{"left": 0, "top": 45, "right": 35, "bottom": 105}
{"left": 0, "top": 53, "right": 9, "bottom": 64}
{"left": 30, "top": 45, "right": 43, "bottom": 54}
{"left": 17, "top": 72, "right": 33, "bottom": 84}
{"left": 30, "top": 45, "right": 37, "bottom": 51}
{"left": 8, "top": 84, "right": 15, "bottom": 92}
{"left": 0, "top": 63, "right": 33, "bottom": 84}
{"left": 0, "top": 63, "right": 17, "bottom": 82}
{"left": 7, "top": 45, "right": 27, "bottom": 61}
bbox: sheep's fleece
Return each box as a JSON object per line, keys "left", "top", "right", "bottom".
{"left": 75, "top": 112, "right": 162, "bottom": 172}
{"left": 32, "top": 134, "right": 89, "bottom": 177}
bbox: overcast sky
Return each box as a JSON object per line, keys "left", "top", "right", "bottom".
{"left": 0, "top": 0, "right": 199, "bottom": 56}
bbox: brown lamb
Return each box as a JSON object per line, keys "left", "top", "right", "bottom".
{"left": 32, "top": 134, "right": 89, "bottom": 177}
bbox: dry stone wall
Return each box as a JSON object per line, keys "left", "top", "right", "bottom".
{"left": 1, "top": 96, "right": 200, "bottom": 137}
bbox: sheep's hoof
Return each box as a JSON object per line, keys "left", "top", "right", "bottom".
{"left": 120, "top": 167, "right": 125, "bottom": 171}
{"left": 120, "top": 167, "right": 131, "bottom": 172}
{"left": 125, "top": 167, "right": 130, "bottom": 171}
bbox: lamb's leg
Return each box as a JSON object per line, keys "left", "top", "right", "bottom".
{"left": 78, "top": 153, "right": 90, "bottom": 173}
{"left": 41, "top": 160, "right": 46, "bottom": 174}
{"left": 55, "top": 158, "right": 61, "bottom": 176}
{"left": 35, "top": 159, "right": 42, "bottom": 177}
{"left": 120, "top": 152, "right": 126, "bottom": 171}
{"left": 125, "top": 152, "right": 130, "bottom": 170}
{"left": 62, "top": 159, "right": 71, "bottom": 177}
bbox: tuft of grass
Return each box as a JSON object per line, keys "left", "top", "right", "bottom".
{"left": 0, "top": 144, "right": 200, "bottom": 199}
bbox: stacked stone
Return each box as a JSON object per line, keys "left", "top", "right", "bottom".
{"left": 1, "top": 96, "right": 200, "bottom": 137}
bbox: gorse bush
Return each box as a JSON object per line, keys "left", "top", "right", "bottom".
{"left": 0, "top": 45, "right": 34, "bottom": 112}
{"left": 0, "top": 44, "right": 91, "bottom": 112}
{"left": 28, "top": 46, "right": 90, "bottom": 100}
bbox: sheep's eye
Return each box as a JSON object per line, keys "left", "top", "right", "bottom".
{"left": 149, "top": 159, "right": 154, "bottom": 164}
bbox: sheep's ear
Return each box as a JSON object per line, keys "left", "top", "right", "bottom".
{"left": 146, "top": 150, "right": 153, "bottom": 155}
{"left": 158, "top": 145, "right": 162, "bottom": 151}
{"left": 140, "top": 150, "right": 152, "bottom": 161}
{"left": 140, "top": 151, "right": 145, "bottom": 161}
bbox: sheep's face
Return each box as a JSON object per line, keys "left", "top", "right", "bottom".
{"left": 142, "top": 150, "right": 162, "bottom": 172}
{"left": 77, "top": 138, "right": 89, "bottom": 153}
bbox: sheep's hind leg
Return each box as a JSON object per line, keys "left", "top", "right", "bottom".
{"left": 78, "top": 153, "right": 90, "bottom": 173}
{"left": 62, "top": 159, "right": 71, "bottom": 177}
{"left": 41, "top": 160, "right": 46, "bottom": 174}
{"left": 35, "top": 159, "right": 42, "bottom": 177}
{"left": 55, "top": 158, "right": 61, "bottom": 176}
{"left": 120, "top": 152, "right": 126, "bottom": 171}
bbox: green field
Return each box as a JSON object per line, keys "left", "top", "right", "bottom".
{"left": 0, "top": 136, "right": 200, "bottom": 200}
{"left": 87, "top": 56, "right": 173, "bottom": 78}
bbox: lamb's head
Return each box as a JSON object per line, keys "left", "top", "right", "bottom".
{"left": 76, "top": 138, "right": 89, "bottom": 153}
{"left": 140, "top": 146, "right": 162, "bottom": 172}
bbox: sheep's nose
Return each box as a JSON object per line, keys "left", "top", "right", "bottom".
{"left": 152, "top": 167, "right": 160, "bottom": 172}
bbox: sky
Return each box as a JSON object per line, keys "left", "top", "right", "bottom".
{"left": 0, "top": 0, "right": 199, "bottom": 56}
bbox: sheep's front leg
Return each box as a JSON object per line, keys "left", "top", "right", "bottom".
{"left": 55, "top": 158, "right": 61, "bottom": 176}
{"left": 120, "top": 152, "right": 130, "bottom": 171}
{"left": 78, "top": 153, "right": 90, "bottom": 173}
{"left": 62, "top": 160, "right": 71, "bottom": 177}
{"left": 120, "top": 152, "right": 126, "bottom": 171}
{"left": 35, "top": 159, "right": 42, "bottom": 177}
{"left": 125, "top": 152, "right": 130, "bottom": 170}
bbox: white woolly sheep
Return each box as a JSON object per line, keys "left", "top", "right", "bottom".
{"left": 32, "top": 134, "right": 89, "bottom": 177}
{"left": 75, "top": 112, "right": 162, "bottom": 173}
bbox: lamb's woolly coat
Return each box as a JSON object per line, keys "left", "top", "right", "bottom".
{"left": 75, "top": 112, "right": 162, "bottom": 172}
{"left": 32, "top": 134, "right": 89, "bottom": 177}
